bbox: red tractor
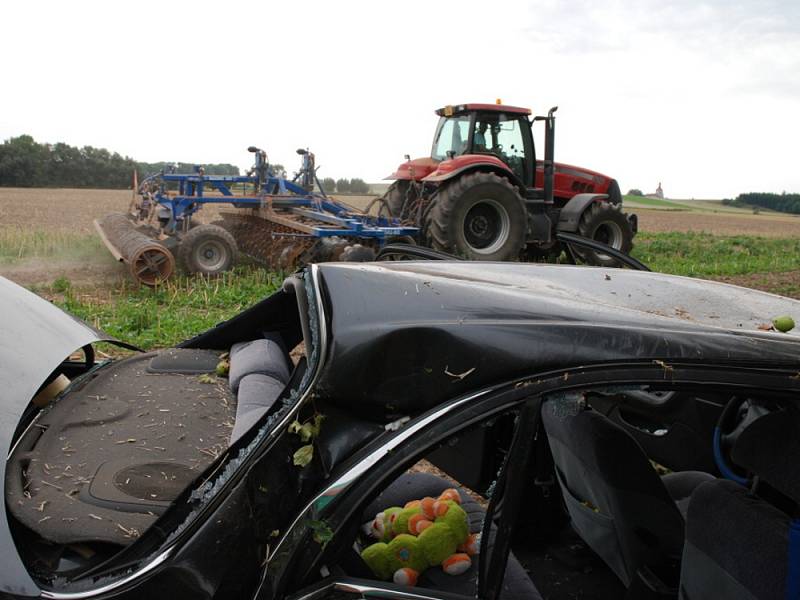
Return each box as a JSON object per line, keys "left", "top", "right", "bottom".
{"left": 382, "top": 102, "right": 637, "bottom": 266}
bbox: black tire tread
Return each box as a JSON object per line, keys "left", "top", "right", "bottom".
{"left": 576, "top": 201, "right": 634, "bottom": 267}
{"left": 424, "top": 171, "right": 525, "bottom": 260}
{"left": 178, "top": 223, "right": 238, "bottom": 275}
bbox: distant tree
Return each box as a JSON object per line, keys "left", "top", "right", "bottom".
{"left": 138, "top": 162, "right": 240, "bottom": 177}
{"left": 336, "top": 178, "right": 351, "bottom": 193}
{"left": 0, "top": 134, "right": 247, "bottom": 189}
{"left": 320, "top": 177, "right": 336, "bottom": 193}
{"left": 627, "top": 188, "right": 643, "bottom": 196}
{"left": 736, "top": 192, "right": 800, "bottom": 215}
{"left": 0, "top": 135, "right": 49, "bottom": 186}
{"left": 270, "top": 163, "right": 285, "bottom": 178}
{"left": 349, "top": 178, "right": 369, "bottom": 194}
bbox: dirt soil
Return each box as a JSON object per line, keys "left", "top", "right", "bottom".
{"left": 2, "top": 188, "right": 799, "bottom": 295}
{"left": 0, "top": 188, "right": 132, "bottom": 233}
{"left": 711, "top": 270, "right": 800, "bottom": 300}
{"left": 634, "top": 208, "right": 800, "bottom": 237}
{"left": 1, "top": 257, "right": 128, "bottom": 288}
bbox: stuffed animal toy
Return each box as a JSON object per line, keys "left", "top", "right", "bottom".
{"left": 361, "top": 487, "right": 480, "bottom": 586}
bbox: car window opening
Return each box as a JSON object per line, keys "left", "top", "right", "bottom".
{"left": 4, "top": 279, "right": 318, "bottom": 585}
{"left": 304, "top": 407, "right": 537, "bottom": 600}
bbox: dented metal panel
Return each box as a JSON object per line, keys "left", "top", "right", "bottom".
{"left": 314, "top": 263, "right": 800, "bottom": 411}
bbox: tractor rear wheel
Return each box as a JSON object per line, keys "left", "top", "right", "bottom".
{"left": 575, "top": 201, "right": 633, "bottom": 267}
{"left": 178, "top": 224, "right": 238, "bottom": 275}
{"left": 382, "top": 180, "right": 417, "bottom": 220}
{"left": 425, "top": 172, "right": 526, "bottom": 261}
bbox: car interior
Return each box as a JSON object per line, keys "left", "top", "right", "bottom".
{"left": 4, "top": 277, "right": 799, "bottom": 600}
{"left": 300, "top": 384, "right": 798, "bottom": 600}
{"left": 5, "top": 280, "right": 310, "bottom": 582}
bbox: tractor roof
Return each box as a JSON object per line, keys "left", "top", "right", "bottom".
{"left": 436, "top": 103, "right": 532, "bottom": 117}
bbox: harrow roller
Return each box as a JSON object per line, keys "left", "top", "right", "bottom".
{"left": 94, "top": 213, "right": 175, "bottom": 286}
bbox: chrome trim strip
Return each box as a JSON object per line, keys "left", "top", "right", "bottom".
{"left": 335, "top": 581, "right": 443, "bottom": 599}
{"left": 40, "top": 548, "right": 172, "bottom": 599}
{"left": 7, "top": 412, "right": 43, "bottom": 460}
{"left": 293, "top": 580, "right": 446, "bottom": 600}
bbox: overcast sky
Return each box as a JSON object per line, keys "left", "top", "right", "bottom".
{"left": 1, "top": 0, "right": 798, "bottom": 198}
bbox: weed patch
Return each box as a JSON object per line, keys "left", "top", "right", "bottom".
{"left": 50, "top": 268, "right": 283, "bottom": 349}
{"left": 632, "top": 232, "right": 800, "bottom": 277}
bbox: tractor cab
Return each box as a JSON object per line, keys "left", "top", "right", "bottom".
{"left": 382, "top": 101, "right": 635, "bottom": 266}
{"left": 430, "top": 103, "right": 535, "bottom": 187}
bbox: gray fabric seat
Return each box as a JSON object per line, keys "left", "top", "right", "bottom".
{"left": 229, "top": 339, "right": 291, "bottom": 391}
{"left": 679, "top": 406, "right": 800, "bottom": 600}
{"left": 228, "top": 339, "right": 291, "bottom": 444}
{"left": 363, "top": 472, "right": 542, "bottom": 600}
{"left": 542, "top": 400, "right": 714, "bottom": 587}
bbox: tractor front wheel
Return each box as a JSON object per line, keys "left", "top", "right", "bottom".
{"left": 178, "top": 224, "right": 238, "bottom": 275}
{"left": 426, "top": 172, "right": 526, "bottom": 261}
{"left": 575, "top": 201, "right": 634, "bottom": 267}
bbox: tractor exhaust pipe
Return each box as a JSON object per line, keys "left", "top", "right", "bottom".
{"left": 543, "top": 106, "right": 557, "bottom": 205}
{"left": 534, "top": 106, "right": 557, "bottom": 205}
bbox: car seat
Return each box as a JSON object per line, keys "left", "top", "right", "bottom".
{"left": 542, "top": 397, "right": 714, "bottom": 587}
{"left": 679, "top": 405, "right": 800, "bottom": 600}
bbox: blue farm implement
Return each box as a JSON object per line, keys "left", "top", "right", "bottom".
{"left": 94, "top": 147, "right": 418, "bottom": 285}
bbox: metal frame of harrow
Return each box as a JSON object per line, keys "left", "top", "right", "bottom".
{"left": 145, "top": 171, "right": 419, "bottom": 241}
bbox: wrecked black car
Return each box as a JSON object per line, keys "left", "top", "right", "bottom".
{"left": 1, "top": 263, "right": 799, "bottom": 600}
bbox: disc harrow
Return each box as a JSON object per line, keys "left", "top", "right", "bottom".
{"left": 95, "top": 146, "right": 419, "bottom": 283}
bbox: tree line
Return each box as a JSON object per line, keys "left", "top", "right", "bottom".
{"left": 319, "top": 176, "right": 370, "bottom": 194}
{"left": 722, "top": 192, "right": 800, "bottom": 215}
{"left": 0, "top": 134, "right": 379, "bottom": 194}
{"left": 0, "top": 135, "right": 239, "bottom": 188}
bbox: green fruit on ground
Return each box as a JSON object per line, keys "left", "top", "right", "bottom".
{"left": 772, "top": 315, "right": 796, "bottom": 333}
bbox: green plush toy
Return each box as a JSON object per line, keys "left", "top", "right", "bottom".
{"left": 361, "top": 488, "right": 479, "bottom": 586}
{"left": 368, "top": 507, "right": 403, "bottom": 542}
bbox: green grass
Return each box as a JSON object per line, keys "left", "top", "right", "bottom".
{"left": 27, "top": 231, "right": 798, "bottom": 350}
{"left": 623, "top": 195, "right": 693, "bottom": 210}
{"left": 52, "top": 268, "right": 284, "bottom": 349}
{"left": 632, "top": 232, "right": 800, "bottom": 277}
{"left": 0, "top": 228, "right": 103, "bottom": 263}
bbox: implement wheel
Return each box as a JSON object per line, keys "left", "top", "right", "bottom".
{"left": 425, "top": 172, "right": 526, "bottom": 261}
{"left": 178, "top": 224, "right": 238, "bottom": 275}
{"left": 130, "top": 245, "right": 175, "bottom": 286}
{"left": 575, "top": 201, "right": 634, "bottom": 267}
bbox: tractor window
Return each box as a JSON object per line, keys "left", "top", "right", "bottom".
{"left": 432, "top": 115, "right": 471, "bottom": 160}
{"left": 474, "top": 114, "right": 527, "bottom": 182}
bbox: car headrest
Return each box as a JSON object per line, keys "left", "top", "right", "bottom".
{"left": 731, "top": 404, "right": 800, "bottom": 503}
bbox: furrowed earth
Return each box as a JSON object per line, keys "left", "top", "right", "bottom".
{"left": 1, "top": 188, "right": 798, "bottom": 317}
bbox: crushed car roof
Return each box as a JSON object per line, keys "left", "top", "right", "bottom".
{"left": 314, "top": 262, "right": 800, "bottom": 411}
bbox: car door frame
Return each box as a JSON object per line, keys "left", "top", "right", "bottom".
{"left": 264, "top": 360, "right": 800, "bottom": 600}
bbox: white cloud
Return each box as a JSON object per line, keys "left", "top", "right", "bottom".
{"left": 1, "top": 0, "right": 797, "bottom": 198}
